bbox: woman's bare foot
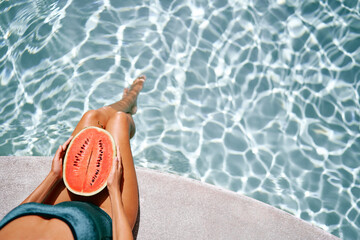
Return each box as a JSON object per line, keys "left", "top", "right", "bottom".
{"left": 122, "top": 75, "right": 145, "bottom": 114}
{"left": 109, "top": 75, "right": 146, "bottom": 114}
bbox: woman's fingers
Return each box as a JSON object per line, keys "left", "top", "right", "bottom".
{"left": 62, "top": 136, "right": 73, "bottom": 150}
{"left": 113, "top": 146, "right": 122, "bottom": 173}
{"left": 116, "top": 146, "right": 121, "bottom": 160}
{"left": 113, "top": 156, "right": 119, "bottom": 169}
{"left": 117, "top": 147, "right": 123, "bottom": 172}
{"left": 56, "top": 136, "right": 73, "bottom": 161}
{"left": 107, "top": 146, "right": 123, "bottom": 190}
{"left": 50, "top": 145, "right": 64, "bottom": 178}
{"left": 54, "top": 145, "right": 63, "bottom": 159}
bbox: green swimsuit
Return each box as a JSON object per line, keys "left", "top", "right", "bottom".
{"left": 0, "top": 201, "right": 112, "bottom": 240}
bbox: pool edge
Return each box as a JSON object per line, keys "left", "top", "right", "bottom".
{"left": 0, "top": 156, "right": 339, "bottom": 239}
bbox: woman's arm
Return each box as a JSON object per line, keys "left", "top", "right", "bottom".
{"left": 109, "top": 188, "right": 133, "bottom": 240}
{"left": 107, "top": 154, "right": 133, "bottom": 240}
{"left": 21, "top": 137, "right": 72, "bottom": 204}
{"left": 21, "top": 168, "right": 61, "bottom": 204}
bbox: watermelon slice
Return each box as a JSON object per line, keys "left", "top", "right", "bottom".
{"left": 63, "top": 126, "right": 116, "bottom": 196}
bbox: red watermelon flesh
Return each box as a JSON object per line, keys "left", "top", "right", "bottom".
{"left": 63, "top": 127, "right": 116, "bottom": 196}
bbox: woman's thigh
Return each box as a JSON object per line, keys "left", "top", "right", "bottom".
{"left": 104, "top": 112, "right": 139, "bottom": 228}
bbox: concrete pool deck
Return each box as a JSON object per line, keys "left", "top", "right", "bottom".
{"left": 0, "top": 156, "right": 339, "bottom": 239}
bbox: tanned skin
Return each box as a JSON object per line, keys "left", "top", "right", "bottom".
{"left": 0, "top": 76, "right": 146, "bottom": 240}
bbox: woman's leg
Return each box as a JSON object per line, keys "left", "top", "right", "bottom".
{"left": 43, "top": 76, "right": 145, "bottom": 227}
{"left": 71, "top": 75, "right": 145, "bottom": 137}
{"left": 105, "top": 112, "right": 139, "bottom": 228}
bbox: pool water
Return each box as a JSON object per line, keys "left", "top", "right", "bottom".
{"left": 1, "top": 0, "right": 360, "bottom": 238}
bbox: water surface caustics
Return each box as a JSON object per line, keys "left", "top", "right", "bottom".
{"left": 0, "top": 0, "right": 360, "bottom": 238}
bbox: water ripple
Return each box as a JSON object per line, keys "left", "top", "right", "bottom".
{"left": 0, "top": 0, "right": 360, "bottom": 238}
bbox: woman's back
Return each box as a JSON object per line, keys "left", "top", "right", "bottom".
{"left": 0, "top": 215, "right": 74, "bottom": 240}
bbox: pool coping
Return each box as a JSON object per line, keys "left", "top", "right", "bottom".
{"left": 0, "top": 156, "right": 339, "bottom": 239}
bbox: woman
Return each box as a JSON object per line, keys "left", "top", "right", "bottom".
{"left": 0, "top": 76, "right": 146, "bottom": 240}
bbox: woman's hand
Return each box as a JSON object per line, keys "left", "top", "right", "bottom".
{"left": 107, "top": 147, "right": 123, "bottom": 194}
{"left": 22, "top": 136, "right": 73, "bottom": 204}
{"left": 51, "top": 136, "right": 73, "bottom": 179}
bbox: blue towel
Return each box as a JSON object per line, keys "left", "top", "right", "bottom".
{"left": 0, "top": 201, "right": 112, "bottom": 240}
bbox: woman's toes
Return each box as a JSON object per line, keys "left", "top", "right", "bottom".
{"left": 132, "top": 75, "right": 146, "bottom": 88}
{"left": 137, "top": 75, "right": 146, "bottom": 81}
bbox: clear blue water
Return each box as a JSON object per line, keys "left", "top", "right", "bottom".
{"left": 1, "top": 0, "right": 360, "bottom": 238}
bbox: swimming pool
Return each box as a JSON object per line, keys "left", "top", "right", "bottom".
{"left": 0, "top": 0, "right": 359, "bottom": 238}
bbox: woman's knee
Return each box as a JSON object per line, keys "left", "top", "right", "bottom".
{"left": 108, "top": 111, "right": 129, "bottom": 125}
{"left": 81, "top": 110, "right": 107, "bottom": 127}
{"left": 106, "top": 112, "right": 135, "bottom": 138}
{"left": 82, "top": 110, "right": 100, "bottom": 121}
